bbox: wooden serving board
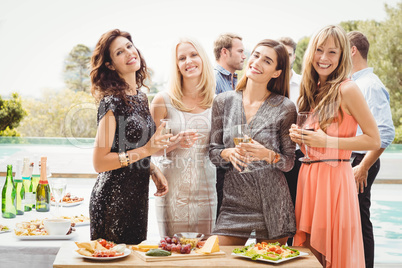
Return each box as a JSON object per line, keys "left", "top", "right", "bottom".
{"left": 132, "top": 250, "right": 226, "bottom": 262}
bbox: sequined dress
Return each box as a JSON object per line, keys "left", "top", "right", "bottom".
{"left": 209, "top": 90, "right": 297, "bottom": 240}
{"left": 90, "top": 91, "right": 155, "bottom": 244}
{"left": 155, "top": 92, "right": 217, "bottom": 237}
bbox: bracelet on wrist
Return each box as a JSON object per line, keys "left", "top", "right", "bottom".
{"left": 118, "top": 152, "right": 129, "bottom": 167}
{"left": 271, "top": 152, "right": 280, "bottom": 164}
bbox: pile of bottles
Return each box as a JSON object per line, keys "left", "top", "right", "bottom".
{"left": 2, "top": 156, "right": 50, "bottom": 218}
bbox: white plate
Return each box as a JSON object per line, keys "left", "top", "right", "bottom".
{"left": 231, "top": 251, "right": 309, "bottom": 264}
{"left": 74, "top": 221, "right": 90, "bottom": 227}
{"left": 14, "top": 231, "right": 78, "bottom": 240}
{"left": 51, "top": 200, "right": 84, "bottom": 207}
{"left": 0, "top": 230, "right": 11, "bottom": 234}
{"left": 76, "top": 248, "right": 131, "bottom": 261}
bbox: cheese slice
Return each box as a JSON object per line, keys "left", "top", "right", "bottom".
{"left": 199, "top": 235, "right": 220, "bottom": 253}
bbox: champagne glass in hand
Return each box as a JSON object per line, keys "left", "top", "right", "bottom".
{"left": 232, "top": 124, "right": 252, "bottom": 173}
{"left": 50, "top": 178, "right": 66, "bottom": 217}
{"left": 159, "top": 119, "right": 173, "bottom": 165}
{"left": 297, "top": 112, "right": 314, "bottom": 162}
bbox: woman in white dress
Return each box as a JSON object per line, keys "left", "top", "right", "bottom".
{"left": 151, "top": 37, "right": 217, "bottom": 238}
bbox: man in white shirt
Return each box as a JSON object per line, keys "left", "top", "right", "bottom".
{"left": 279, "top": 37, "right": 302, "bottom": 104}
{"left": 348, "top": 31, "right": 395, "bottom": 268}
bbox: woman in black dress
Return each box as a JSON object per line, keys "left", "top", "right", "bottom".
{"left": 89, "top": 29, "right": 170, "bottom": 244}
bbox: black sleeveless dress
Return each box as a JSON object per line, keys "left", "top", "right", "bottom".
{"left": 90, "top": 91, "right": 155, "bottom": 244}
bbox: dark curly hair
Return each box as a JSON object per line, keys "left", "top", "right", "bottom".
{"left": 90, "top": 29, "right": 149, "bottom": 103}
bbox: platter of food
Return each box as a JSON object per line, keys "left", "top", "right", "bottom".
{"left": 75, "top": 239, "right": 130, "bottom": 261}
{"left": 13, "top": 218, "right": 75, "bottom": 237}
{"left": 77, "top": 248, "right": 131, "bottom": 261}
{"left": 59, "top": 215, "right": 90, "bottom": 226}
{"left": 231, "top": 242, "right": 308, "bottom": 264}
{"left": 131, "top": 234, "right": 225, "bottom": 262}
{"left": 14, "top": 231, "right": 78, "bottom": 240}
{"left": 51, "top": 193, "right": 84, "bottom": 207}
{"left": 0, "top": 224, "right": 11, "bottom": 234}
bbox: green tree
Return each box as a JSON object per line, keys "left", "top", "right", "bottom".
{"left": 63, "top": 44, "right": 92, "bottom": 92}
{"left": 17, "top": 90, "right": 97, "bottom": 138}
{"left": 294, "top": 36, "right": 310, "bottom": 74}
{"left": 341, "top": 3, "right": 402, "bottom": 137}
{"left": 0, "top": 93, "right": 27, "bottom": 136}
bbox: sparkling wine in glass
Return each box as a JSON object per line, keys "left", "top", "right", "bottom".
{"left": 50, "top": 178, "right": 67, "bottom": 217}
{"left": 297, "top": 112, "right": 314, "bottom": 162}
{"left": 232, "top": 124, "right": 252, "bottom": 173}
{"left": 160, "top": 119, "right": 173, "bottom": 165}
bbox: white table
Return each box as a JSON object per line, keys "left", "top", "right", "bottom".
{"left": 0, "top": 178, "right": 94, "bottom": 268}
{"left": 0, "top": 177, "right": 161, "bottom": 268}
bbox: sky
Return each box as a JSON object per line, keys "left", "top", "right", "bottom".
{"left": 0, "top": 0, "right": 399, "bottom": 98}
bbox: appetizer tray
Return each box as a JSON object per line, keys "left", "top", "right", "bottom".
{"left": 231, "top": 251, "right": 309, "bottom": 264}
{"left": 132, "top": 249, "right": 226, "bottom": 262}
{"left": 14, "top": 231, "right": 78, "bottom": 240}
{"left": 75, "top": 248, "right": 131, "bottom": 261}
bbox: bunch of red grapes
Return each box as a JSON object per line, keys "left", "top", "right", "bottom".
{"left": 159, "top": 236, "right": 192, "bottom": 254}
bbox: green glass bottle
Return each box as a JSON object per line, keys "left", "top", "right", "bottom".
{"left": 35, "top": 157, "right": 50, "bottom": 212}
{"left": 31, "top": 155, "right": 40, "bottom": 209}
{"left": 2, "top": 165, "right": 17, "bottom": 218}
{"left": 22, "top": 157, "right": 33, "bottom": 211}
{"left": 14, "top": 160, "right": 25, "bottom": 215}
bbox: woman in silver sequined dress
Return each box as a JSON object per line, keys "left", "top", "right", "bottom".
{"left": 209, "top": 39, "right": 297, "bottom": 245}
{"left": 89, "top": 29, "right": 170, "bottom": 244}
{"left": 151, "top": 37, "right": 217, "bottom": 238}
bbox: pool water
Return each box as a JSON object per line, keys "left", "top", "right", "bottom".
{"left": 371, "top": 184, "right": 402, "bottom": 265}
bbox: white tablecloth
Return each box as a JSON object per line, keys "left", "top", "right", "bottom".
{"left": 0, "top": 177, "right": 161, "bottom": 268}
{"left": 0, "top": 178, "right": 94, "bottom": 268}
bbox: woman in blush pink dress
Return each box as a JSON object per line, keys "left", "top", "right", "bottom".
{"left": 289, "top": 25, "right": 380, "bottom": 267}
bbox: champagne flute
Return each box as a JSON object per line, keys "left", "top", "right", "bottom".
{"left": 159, "top": 119, "right": 173, "bottom": 165}
{"left": 297, "top": 112, "right": 314, "bottom": 162}
{"left": 185, "top": 122, "right": 206, "bottom": 163}
{"left": 50, "top": 178, "right": 67, "bottom": 217}
{"left": 232, "top": 124, "right": 252, "bottom": 173}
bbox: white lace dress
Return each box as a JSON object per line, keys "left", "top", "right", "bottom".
{"left": 154, "top": 92, "right": 217, "bottom": 238}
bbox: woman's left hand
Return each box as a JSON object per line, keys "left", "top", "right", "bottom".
{"left": 151, "top": 167, "right": 168, "bottom": 197}
{"left": 289, "top": 128, "right": 328, "bottom": 148}
{"left": 236, "top": 140, "right": 276, "bottom": 163}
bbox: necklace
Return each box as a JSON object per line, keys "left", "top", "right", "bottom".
{"left": 241, "top": 89, "right": 271, "bottom": 138}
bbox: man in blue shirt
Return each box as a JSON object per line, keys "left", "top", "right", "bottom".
{"left": 213, "top": 33, "right": 246, "bottom": 94}
{"left": 213, "top": 33, "right": 246, "bottom": 218}
{"left": 348, "top": 31, "right": 395, "bottom": 268}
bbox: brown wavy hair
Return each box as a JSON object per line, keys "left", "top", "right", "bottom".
{"left": 90, "top": 29, "right": 149, "bottom": 103}
{"left": 298, "top": 25, "right": 351, "bottom": 131}
{"left": 236, "top": 39, "right": 290, "bottom": 98}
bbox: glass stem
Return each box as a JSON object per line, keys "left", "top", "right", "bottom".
{"left": 304, "top": 144, "right": 309, "bottom": 159}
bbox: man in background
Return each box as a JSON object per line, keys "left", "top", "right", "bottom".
{"left": 213, "top": 33, "right": 246, "bottom": 94}
{"left": 213, "top": 33, "right": 246, "bottom": 218}
{"left": 279, "top": 37, "right": 302, "bottom": 246}
{"left": 348, "top": 31, "right": 395, "bottom": 268}
{"left": 278, "top": 37, "right": 302, "bottom": 104}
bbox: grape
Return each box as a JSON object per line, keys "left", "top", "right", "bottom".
{"left": 166, "top": 244, "right": 172, "bottom": 251}
{"left": 171, "top": 244, "right": 177, "bottom": 253}
{"left": 171, "top": 237, "right": 179, "bottom": 244}
{"left": 165, "top": 236, "right": 172, "bottom": 244}
{"left": 180, "top": 246, "right": 187, "bottom": 254}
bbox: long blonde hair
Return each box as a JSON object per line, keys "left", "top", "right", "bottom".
{"left": 168, "top": 37, "right": 215, "bottom": 112}
{"left": 236, "top": 39, "right": 290, "bottom": 98}
{"left": 298, "top": 25, "right": 352, "bottom": 131}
